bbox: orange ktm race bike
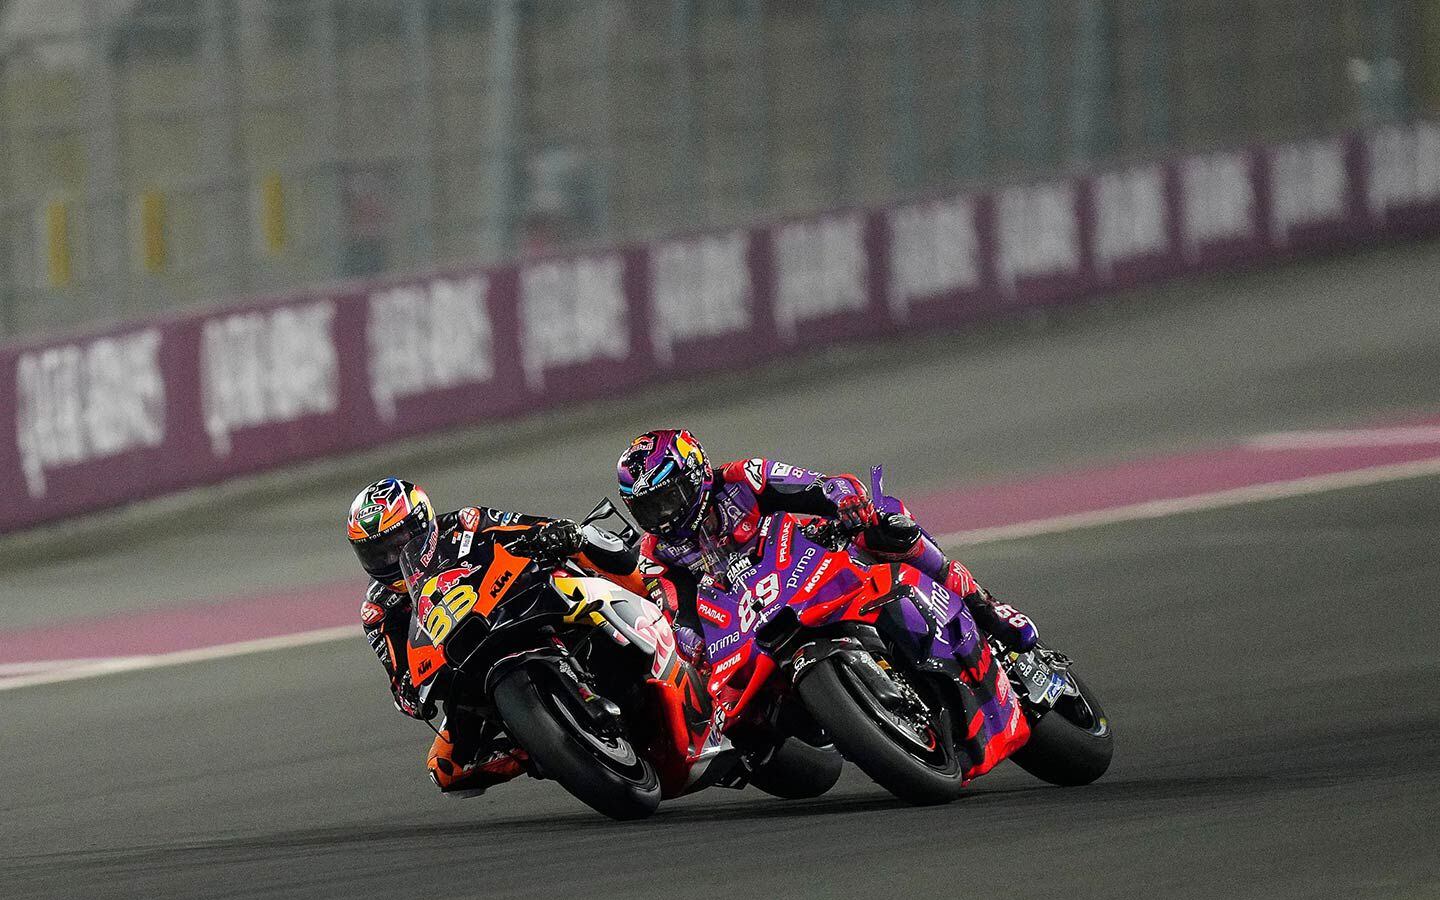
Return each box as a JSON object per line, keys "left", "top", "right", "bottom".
{"left": 397, "top": 501, "right": 842, "bottom": 820}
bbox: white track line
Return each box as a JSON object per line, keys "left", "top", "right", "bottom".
{"left": 1247, "top": 426, "right": 1440, "bottom": 450}
{"left": 0, "top": 625, "right": 356, "bottom": 693}
{"left": 6, "top": 453, "right": 1440, "bottom": 693}
{"left": 936, "top": 454, "right": 1440, "bottom": 547}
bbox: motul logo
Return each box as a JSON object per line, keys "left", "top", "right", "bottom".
{"left": 713, "top": 649, "right": 744, "bottom": 678}
{"left": 802, "top": 558, "right": 832, "bottom": 593}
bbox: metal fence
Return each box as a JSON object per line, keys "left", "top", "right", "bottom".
{"left": 2, "top": 0, "right": 1436, "bottom": 339}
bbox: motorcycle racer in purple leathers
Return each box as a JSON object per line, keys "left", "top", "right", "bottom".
{"left": 616, "top": 429, "right": 1039, "bottom": 672}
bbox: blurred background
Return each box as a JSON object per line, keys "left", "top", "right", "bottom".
{"left": 3, "top": 4, "right": 1440, "bottom": 899}
{"left": 1, "top": 0, "right": 1437, "bottom": 337}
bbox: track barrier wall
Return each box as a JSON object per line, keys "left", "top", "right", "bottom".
{"left": 2, "top": 121, "right": 1438, "bottom": 533}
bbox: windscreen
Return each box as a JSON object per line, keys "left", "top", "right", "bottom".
{"left": 397, "top": 519, "right": 442, "bottom": 603}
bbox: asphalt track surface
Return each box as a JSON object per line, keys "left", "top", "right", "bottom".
{"left": 3, "top": 240, "right": 1440, "bottom": 898}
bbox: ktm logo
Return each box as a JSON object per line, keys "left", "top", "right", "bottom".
{"left": 418, "top": 659, "right": 433, "bottom": 675}
{"left": 489, "top": 569, "right": 514, "bottom": 598}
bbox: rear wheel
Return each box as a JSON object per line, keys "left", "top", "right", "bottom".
{"left": 747, "top": 736, "right": 844, "bottom": 799}
{"left": 1009, "top": 670, "right": 1113, "bottom": 786}
{"left": 492, "top": 663, "right": 661, "bottom": 820}
{"left": 796, "top": 655, "right": 964, "bottom": 805}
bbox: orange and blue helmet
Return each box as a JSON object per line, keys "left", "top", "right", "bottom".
{"left": 346, "top": 477, "right": 435, "bottom": 587}
{"left": 617, "top": 429, "right": 713, "bottom": 537}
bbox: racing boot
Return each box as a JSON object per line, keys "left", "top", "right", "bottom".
{"left": 427, "top": 728, "right": 527, "bottom": 797}
{"left": 862, "top": 515, "right": 1038, "bottom": 652}
{"left": 947, "top": 568, "right": 1038, "bottom": 653}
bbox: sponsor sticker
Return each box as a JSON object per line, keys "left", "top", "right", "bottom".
{"left": 707, "top": 630, "right": 742, "bottom": 659}
{"left": 786, "top": 546, "right": 818, "bottom": 590}
{"left": 712, "top": 648, "right": 745, "bottom": 678}
{"left": 776, "top": 520, "right": 794, "bottom": 568}
{"left": 801, "top": 557, "right": 832, "bottom": 594}
{"left": 696, "top": 600, "right": 732, "bottom": 628}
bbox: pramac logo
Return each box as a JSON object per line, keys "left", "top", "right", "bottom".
{"left": 696, "top": 600, "right": 731, "bottom": 628}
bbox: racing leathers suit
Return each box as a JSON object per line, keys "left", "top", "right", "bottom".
{"left": 361, "top": 505, "right": 643, "bottom": 794}
{"left": 637, "top": 458, "right": 1036, "bottom": 780}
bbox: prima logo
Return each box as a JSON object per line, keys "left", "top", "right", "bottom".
{"left": 706, "top": 630, "right": 741, "bottom": 658}
{"left": 785, "top": 547, "right": 818, "bottom": 590}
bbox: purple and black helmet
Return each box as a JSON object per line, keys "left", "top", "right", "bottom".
{"left": 617, "top": 429, "right": 714, "bottom": 536}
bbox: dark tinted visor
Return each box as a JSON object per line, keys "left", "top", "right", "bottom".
{"left": 354, "top": 516, "right": 429, "bottom": 583}
{"left": 629, "top": 474, "right": 698, "bottom": 532}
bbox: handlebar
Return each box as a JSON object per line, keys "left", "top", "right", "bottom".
{"left": 801, "top": 517, "right": 865, "bottom": 550}
{"left": 802, "top": 511, "right": 914, "bottom": 552}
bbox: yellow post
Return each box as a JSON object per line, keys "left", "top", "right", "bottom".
{"left": 260, "top": 173, "right": 287, "bottom": 254}
{"left": 140, "top": 190, "right": 167, "bottom": 273}
{"left": 44, "top": 201, "right": 72, "bottom": 288}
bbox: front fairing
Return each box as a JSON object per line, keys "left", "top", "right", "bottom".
{"left": 399, "top": 532, "right": 570, "bottom": 688}
{"left": 696, "top": 514, "right": 867, "bottom": 674}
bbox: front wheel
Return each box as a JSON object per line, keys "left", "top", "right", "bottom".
{"left": 796, "top": 655, "right": 964, "bottom": 805}
{"left": 492, "top": 663, "right": 661, "bottom": 820}
{"left": 1009, "top": 670, "right": 1113, "bottom": 786}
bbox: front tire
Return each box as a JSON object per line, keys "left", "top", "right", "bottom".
{"left": 796, "top": 656, "right": 964, "bottom": 805}
{"left": 492, "top": 663, "right": 661, "bottom": 820}
{"left": 1009, "top": 670, "right": 1113, "bottom": 786}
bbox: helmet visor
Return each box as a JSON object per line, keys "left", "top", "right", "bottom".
{"left": 628, "top": 471, "right": 701, "bottom": 533}
{"left": 352, "top": 516, "right": 429, "bottom": 584}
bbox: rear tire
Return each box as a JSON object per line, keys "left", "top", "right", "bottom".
{"left": 492, "top": 664, "right": 661, "bottom": 820}
{"left": 1009, "top": 670, "right": 1113, "bottom": 786}
{"left": 796, "top": 656, "right": 964, "bottom": 805}
{"left": 747, "top": 737, "right": 844, "bottom": 799}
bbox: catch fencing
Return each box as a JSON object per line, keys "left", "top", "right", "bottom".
{"left": 3, "top": 0, "right": 1437, "bottom": 339}
{"left": 2, "top": 119, "right": 1438, "bottom": 533}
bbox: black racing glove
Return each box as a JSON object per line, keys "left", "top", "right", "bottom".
{"left": 391, "top": 672, "right": 434, "bottom": 720}
{"left": 517, "top": 519, "right": 584, "bottom": 565}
